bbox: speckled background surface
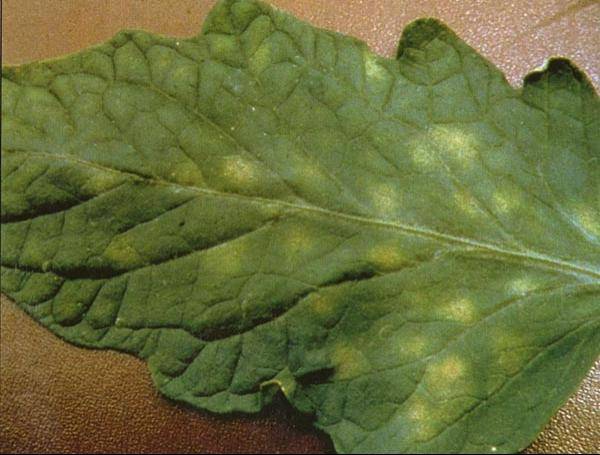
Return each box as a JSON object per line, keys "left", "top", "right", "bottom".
{"left": 1, "top": 1, "right": 599, "bottom": 453}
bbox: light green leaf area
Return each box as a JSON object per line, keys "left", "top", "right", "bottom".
{"left": 1, "top": 0, "right": 599, "bottom": 453}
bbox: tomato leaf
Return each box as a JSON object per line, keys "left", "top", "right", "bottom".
{"left": 1, "top": 0, "right": 599, "bottom": 453}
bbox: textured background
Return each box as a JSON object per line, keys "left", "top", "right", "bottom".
{"left": 1, "top": 0, "right": 599, "bottom": 453}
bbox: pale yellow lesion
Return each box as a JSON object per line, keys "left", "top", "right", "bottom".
{"left": 491, "top": 328, "right": 524, "bottom": 352}
{"left": 453, "top": 191, "right": 480, "bottom": 216}
{"left": 441, "top": 297, "right": 477, "bottom": 324}
{"left": 405, "top": 398, "right": 437, "bottom": 440}
{"left": 169, "top": 161, "right": 205, "bottom": 186}
{"left": 490, "top": 330, "right": 534, "bottom": 375}
{"left": 571, "top": 204, "right": 600, "bottom": 238}
{"left": 407, "top": 398, "right": 428, "bottom": 421}
{"left": 370, "top": 183, "right": 401, "bottom": 217}
{"left": 429, "top": 125, "right": 480, "bottom": 167}
{"left": 82, "top": 171, "right": 124, "bottom": 194}
{"left": 221, "top": 155, "right": 259, "bottom": 184}
{"left": 427, "top": 355, "right": 466, "bottom": 387}
{"left": 298, "top": 161, "right": 327, "bottom": 182}
{"left": 332, "top": 344, "right": 371, "bottom": 380}
{"left": 219, "top": 247, "right": 246, "bottom": 274}
{"left": 497, "top": 345, "right": 538, "bottom": 376}
{"left": 311, "top": 293, "right": 331, "bottom": 315}
{"left": 282, "top": 225, "right": 315, "bottom": 252}
{"left": 508, "top": 276, "right": 539, "bottom": 295}
{"left": 202, "top": 238, "right": 250, "bottom": 275}
{"left": 248, "top": 44, "right": 271, "bottom": 75}
{"left": 366, "top": 243, "right": 407, "bottom": 271}
{"left": 492, "top": 187, "right": 521, "bottom": 214}
{"left": 364, "top": 52, "right": 388, "bottom": 81}
{"left": 401, "top": 334, "right": 427, "bottom": 358}
{"left": 103, "top": 238, "right": 144, "bottom": 269}
{"left": 409, "top": 143, "right": 437, "bottom": 170}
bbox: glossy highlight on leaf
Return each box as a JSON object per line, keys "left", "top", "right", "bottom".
{"left": 1, "top": 0, "right": 599, "bottom": 453}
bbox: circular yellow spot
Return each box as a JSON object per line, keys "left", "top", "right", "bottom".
{"left": 367, "top": 244, "right": 407, "bottom": 271}
{"left": 508, "top": 277, "right": 538, "bottom": 295}
{"left": 364, "top": 53, "right": 387, "bottom": 81}
{"left": 401, "top": 334, "right": 427, "bottom": 358}
{"left": 453, "top": 191, "right": 479, "bottom": 215}
{"left": 429, "top": 125, "right": 479, "bottom": 166}
{"left": 283, "top": 225, "right": 314, "bottom": 253}
{"left": 370, "top": 183, "right": 401, "bottom": 217}
{"left": 332, "top": 344, "right": 370, "bottom": 380}
{"left": 222, "top": 156, "right": 258, "bottom": 183}
{"left": 410, "top": 144, "right": 436, "bottom": 169}
{"left": 104, "top": 238, "right": 144, "bottom": 269}
{"left": 405, "top": 399, "right": 437, "bottom": 440}
{"left": 572, "top": 204, "right": 600, "bottom": 237}
{"left": 443, "top": 297, "right": 476, "bottom": 324}
{"left": 407, "top": 399, "right": 427, "bottom": 421}
{"left": 170, "top": 162, "right": 205, "bottom": 186}
{"left": 311, "top": 293, "right": 331, "bottom": 315}
{"left": 203, "top": 240, "right": 249, "bottom": 275}
{"left": 492, "top": 188, "right": 520, "bottom": 214}
{"left": 429, "top": 355, "right": 466, "bottom": 383}
{"left": 84, "top": 172, "right": 123, "bottom": 194}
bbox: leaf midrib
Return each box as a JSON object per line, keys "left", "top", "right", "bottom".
{"left": 3, "top": 148, "right": 599, "bottom": 281}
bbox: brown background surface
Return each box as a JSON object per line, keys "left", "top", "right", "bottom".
{"left": 1, "top": 0, "right": 599, "bottom": 453}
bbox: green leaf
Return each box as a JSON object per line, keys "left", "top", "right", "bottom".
{"left": 1, "top": 0, "right": 599, "bottom": 452}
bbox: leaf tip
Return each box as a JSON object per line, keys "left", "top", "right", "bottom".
{"left": 396, "top": 17, "right": 454, "bottom": 59}
{"left": 201, "top": 0, "right": 265, "bottom": 36}
{"left": 524, "top": 57, "right": 596, "bottom": 94}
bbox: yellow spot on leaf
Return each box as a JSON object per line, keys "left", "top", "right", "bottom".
{"left": 371, "top": 183, "right": 400, "bottom": 217}
{"left": 491, "top": 330, "right": 533, "bottom": 375}
{"left": 407, "top": 399, "right": 427, "bottom": 421}
{"left": 171, "top": 162, "right": 205, "bottom": 186}
{"left": 332, "top": 344, "right": 370, "bottom": 380}
{"left": 367, "top": 243, "right": 407, "bottom": 271}
{"left": 222, "top": 156, "right": 258, "bottom": 183}
{"left": 409, "top": 144, "right": 436, "bottom": 169}
{"left": 401, "top": 334, "right": 427, "bottom": 358}
{"left": 249, "top": 44, "right": 271, "bottom": 75}
{"left": 299, "top": 161, "right": 325, "bottom": 181}
{"left": 572, "top": 204, "right": 600, "bottom": 238}
{"left": 311, "top": 293, "right": 331, "bottom": 315}
{"left": 492, "top": 188, "right": 519, "bottom": 214}
{"left": 221, "top": 249, "right": 244, "bottom": 273}
{"left": 405, "top": 399, "right": 437, "bottom": 440}
{"left": 443, "top": 297, "right": 476, "bottom": 324}
{"left": 104, "top": 238, "right": 144, "bottom": 269}
{"left": 364, "top": 53, "right": 387, "bottom": 81}
{"left": 284, "top": 226, "right": 314, "bottom": 252}
{"left": 429, "top": 125, "right": 479, "bottom": 166}
{"left": 84, "top": 172, "right": 123, "bottom": 194}
{"left": 508, "top": 276, "right": 538, "bottom": 295}
{"left": 204, "top": 239, "right": 249, "bottom": 275}
{"left": 453, "top": 191, "right": 479, "bottom": 216}
{"left": 429, "top": 355, "right": 466, "bottom": 383}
